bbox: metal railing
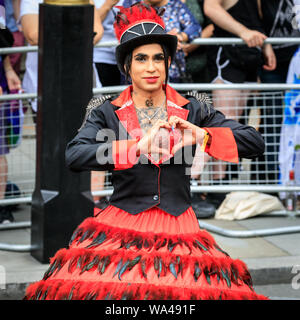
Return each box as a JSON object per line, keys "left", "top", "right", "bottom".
{"left": 1, "top": 85, "right": 300, "bottom": 205}
{"left": 0, "top": 37, "right": 299, "bottom": 252}
{"left": 1, "top": 36, "right": 300, "bottom": 55}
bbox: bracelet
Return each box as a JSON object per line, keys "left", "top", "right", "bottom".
{"left": 5, "top": 68, "right": 14, "bottom": 74}
{"left": 200, "top": 131, "right": 210, "bottom": 152}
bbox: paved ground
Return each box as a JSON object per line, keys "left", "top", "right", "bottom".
{"left": 254, "top": 284, "right": 300, "bottom": 300}
{"left": 0, "top": 204, "right": 300, "bottom": 300}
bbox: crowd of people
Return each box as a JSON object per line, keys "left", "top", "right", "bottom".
{"left": 0, "top": 0, "right": 300, "bottom": 224}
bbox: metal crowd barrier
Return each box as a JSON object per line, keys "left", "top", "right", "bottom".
{"left": 1, "top": 37, "right": 300, "bottom": 55}
{"left": 0, "top": 38, "right": 300, "bottom": 252}
{"left": 1, "top": 84, "right": 300, "bottom": 204}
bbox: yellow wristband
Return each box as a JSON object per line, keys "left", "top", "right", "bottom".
{"left": 200, "top": 131, "right": 210, "bottom": 152}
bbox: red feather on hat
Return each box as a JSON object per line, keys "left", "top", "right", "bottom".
{"left": 114, "top": 2, "right": 166, "bottom": 41}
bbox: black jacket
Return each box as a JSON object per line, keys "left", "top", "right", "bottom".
{"left": 65, "top": 85, "right": 265, "bottom": 216}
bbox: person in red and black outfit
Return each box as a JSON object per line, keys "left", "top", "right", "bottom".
{"left": 24, "top": 3, "right": 267, "bottom": 300}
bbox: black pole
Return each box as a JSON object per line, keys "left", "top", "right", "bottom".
{"left": 31, "top": 1, "right": 95, "bottom": 263}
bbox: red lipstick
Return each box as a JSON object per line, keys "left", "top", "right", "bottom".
{"left": 144, "top": 77, "right": 159, "bottom": 83}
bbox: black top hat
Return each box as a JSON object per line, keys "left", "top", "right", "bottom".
{"left": 114, "top": 3, "right": 178, "bottom": 75}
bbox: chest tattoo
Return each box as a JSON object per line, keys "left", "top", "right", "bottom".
{"left": 135, "top": 106, "right": 169, "bottom": 162}
{"left": 135, "top": 106, "right": 168, "bottom": 136}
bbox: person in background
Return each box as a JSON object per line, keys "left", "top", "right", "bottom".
{"left": 203, "top": 0, "right": 276, "bottom": 207}
{"left": 181, "top": 0, "right": 213, "bottom": 83}
{"left": 260, "top": 0, "right": 299, "bottom": 84}
{"left": 20, "top": 0, "right": 104, "bottom": 210}
{"left": 94, "top": 0, "right": 122, "bottom": 86}
{"left": 5, "top": 0, "right": 24, "bottom": 76}
{"left": 123, "top": 0, "right": 202, "bottom": 83}
{"left": 255, "top": 0, "right": 300, "bottom": 184}
{"left": 20, "top": 0, "right": 103, "bottom": 122}
{"left": 180, "top": 0, "right": 216, "bottom": 217}
{"left": 0, "top": 6, "right": 22, "bottom": 223}
{"left": 278, "top": 0, "right": 300, "bottom": 202}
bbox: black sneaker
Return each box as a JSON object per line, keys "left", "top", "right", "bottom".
{"left": 5, "top": 181, "right": 21, "bottom": 211}
{"left": 191, "top": 193, "right": 216, "bottom": 219}
{"left": 0, "top": 206, "right": 15, "bottom": 224}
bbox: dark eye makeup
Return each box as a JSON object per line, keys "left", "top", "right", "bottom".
{"left": 153, "top": 53, "right": 165, "bottom": 61}
{"left": 134, "top": 54, "right": 147, "bottom": 61}
{"left": 134, "top": 53, "right": 165, "bottom": 62}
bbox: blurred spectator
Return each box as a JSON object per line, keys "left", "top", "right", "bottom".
{"left": 279, "top": 0, "right": 300, "bottom": 198}
{"left": 181, "top": 0, "right": 213, "bottom": 83}
{"left": 0, "top": 8, "right": 22, "bottom": 223}
{"left": 94, "top": 0, "right": 122, "bottom": 86}
{"left": 20, "top": 0, "right": 104, "bottom": 209}
{"left": 260, "top": 0, "right": 300, "bottom": 84}
{"left": 20, "top": 0, "right": 103, "bottom": 122}
{"left": 5, "top": 0, "right": 24, "bottom": 75}
{"left": 279, "top": 46, "right": 300, "bottom": 197}
{"left": 203, "top": 0, "right": 276, "bottom": 206}
{"left": 256, "top": 0, "right": 300, "bottom": 184}
{"left": 123, "top": 0, "right": 202, "bottom": 83}
{"left": 179, "top": 0, "right": 215, "bottom": 217}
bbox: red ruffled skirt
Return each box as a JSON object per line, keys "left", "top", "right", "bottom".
{"left": 24, "top": 205, "right": 268, "bottom": 300}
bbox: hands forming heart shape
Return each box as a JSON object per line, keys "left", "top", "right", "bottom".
{"left": 136, "top": 116, "right": 206, "bottom": 158}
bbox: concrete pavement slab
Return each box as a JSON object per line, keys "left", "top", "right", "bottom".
{"left": 198, "top": 217, "right": 293, "bottom": 259}
{"left": 254, "top": 283, "right": 300, "bottom": 300}
{"left": 237, "top": 216, "right": 300, "bottom": 256}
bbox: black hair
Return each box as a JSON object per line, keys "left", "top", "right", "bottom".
{"left": 124, "top": 52, "right": 133, "bottom": 84}
{"left": 124, "top": 43, "right": 171, "bottom": 85}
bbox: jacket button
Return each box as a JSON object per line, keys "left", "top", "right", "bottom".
{"left": 153, "top": 195, "right": 159, "bottom": 201}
